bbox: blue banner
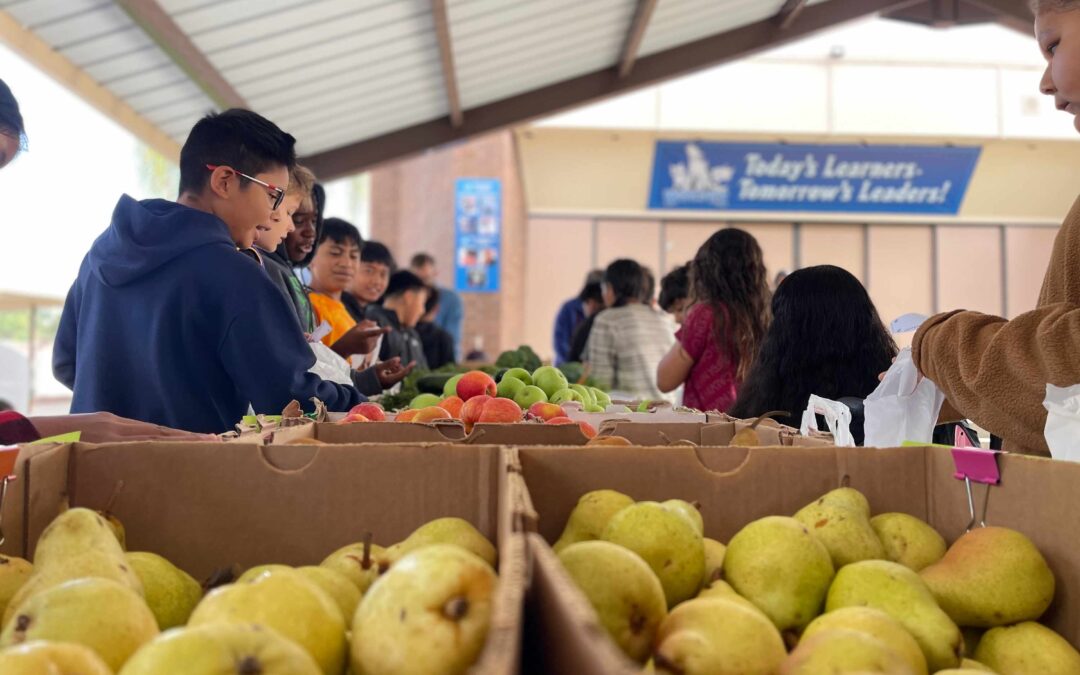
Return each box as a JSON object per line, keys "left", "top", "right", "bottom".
{"left": 648, "top": 141, "right": 981, "bottom": 215}
{"left": 454, "top": 178, "right": 501, "bottom": 293}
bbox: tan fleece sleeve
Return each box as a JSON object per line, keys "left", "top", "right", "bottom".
{"left": 913, "top": 304, "right": 1080, "bottom": 457}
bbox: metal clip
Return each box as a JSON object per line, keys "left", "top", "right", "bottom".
{"left": 951, "top": 428, "right": 1000, "bottom": 532}
{"left": 0, "top": 474, "right": 15, "bottom": 548}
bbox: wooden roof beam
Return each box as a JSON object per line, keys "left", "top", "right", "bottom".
{"left": 618, "top": 0, "right": 659, "bottom": 78}
{"left": 963, "top": 0, "right": 1034, "bottom": 34}
{"left": 431, "top": 0, "right": 464, "bottom": 127}
{"left": 776, "top": 0, "right": 810, "bottom": 30}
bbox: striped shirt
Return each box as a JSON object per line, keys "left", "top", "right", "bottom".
{"left": 585, "top": 304, "right": 676, "bottom": 402}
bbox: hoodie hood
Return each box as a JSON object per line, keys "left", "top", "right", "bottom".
{"left": 88, "top": 195, "right": 233, "bottom": 287}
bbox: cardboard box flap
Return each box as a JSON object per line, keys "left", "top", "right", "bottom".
{"left": 0, "top": 443, "right": 72, "bottom": 559}
{"left": 596, "top": 421, "right": 736, "bottom": 446}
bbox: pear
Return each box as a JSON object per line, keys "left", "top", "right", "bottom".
{"left": 870, "top": 513, "right": 947, "bottom": 571}
{"left": 801, "top": 607, "right": 927, "bottom": 675}
{"left": 974, "top": 622, "right": 1080, "bottom": 674}
{"left": 962, "top": 628, "right": 985, "bottom": 658}
{"left": 351, "top": 544, "right": 496, "bottom": 675}
{"left": 663, "top": 500, "right": 704, "bottom": 535}
{"left": 557, "top": 541, "right": 667, "bottom": 663}
{"left": 296, "top": 566, "right": 362, "bottom": 630}
{"left": 654, "top": 597, "right": 786, "bottom": 675}
{"left": 920, "top": 527, "right": 1055, "bottom": 627}
{"left": 0, "top": 640, "right": 113, "bottom": 675}
{"left": 553, "top": 489, "right": 634, "bottom": 553}
{"left": 827, "top": 559, "right": 962, "bottom": 671}
{"left": 321, "top": 538, "right": 390, "bottom": 595}
{"left": 794, "top": 488, "right": 885, "bottom": 568}
{"left": 935, "top": 670, "right": 995, "bottom": 675}
{"left": 385, "top": 517, "right": 496, "bottom": 568}
{"left": 602, "top": 501, "right": 705, "bottom": 608}
{"left": 237, "top": 564, "right": 292, "bottom": 583}
{"left": 701, "top": 538, "right": 726, "bottom": 585}
{"left": 959, "top": 658, "right": 996, "bottom": 672}
{"left": 189, "top": 568, "right": 347, "bottom": 675}
{"left": 781, "top": 628, "right": 915, "bottom": 675}
{"left": 0, "top": 577, "right": 159, "bottom": 671}
{"left": 0, "top": 555, "right": 32, "bottom": 621}
{"left": 101, "top": 513, "right": 127, "bottom": 551}
{"left": 695, "top": 580, "right": 768, "bottom": 617}
{"left": 126, "top": 552, "right": 202, "bottom": 631}
{"left": 118, "top": 623, "right": 322, "bottom": 675}
{"left": 722, "top": 516, "right": 834, "bottom": 632}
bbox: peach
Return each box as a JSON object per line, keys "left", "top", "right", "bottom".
{"left": 462, "top": 395, "right": 493, "bottom": 426}
{"left": 546, "top": 417, "right": 597, "bottom": 439}
{"left": 527, "top": 401, "right": 566, "bottom": 422}
{"left": 439, "top": 395, "right": 465, "bottom": 419}
{"left": 338, "top": 413, "right": 371, "bottom": 425}
{"left": 413, "top": 406, "right": 453, "bottom": 423}
{"left": 586, "top": 435, "right": 633, "bottom": 446}
{"left": 349, "top": 402, "right": 386, "bottom": 422}
{"left": 457, "top": 370, "right": 497, "bottom": 401}
{"left": 477, "top": 397, "right": 523, "bottom": 424}
{"left": 395, "top": 409, "right": 420, "bottom": 423}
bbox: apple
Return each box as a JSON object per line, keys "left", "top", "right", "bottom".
{"left": 461, "top": 395, "right": 493, "bottom": 427}
{"left": 439, "top": 396, "right": 464, "bottom": 419}
{"left": 395, "top": 409, "right": 419, "bottom": 423}
{"left": 413, "top": 407, "right": 453, "bottom": 423}
{"left": 410, "top": 393, "right": 442, "bottom": 410}
{"left": 502, "top": 368, "right": 533, "bottom": 386}
{"left": 514, "top": 385, "right": 548, "bottom": 410}
{"left": 550, "top": 388, "right": 584, "bottom": 405}
{"left": 477, "top": 397, "right": 523, "bottom": 424}
{"left": 583, "top": 403, "right": 606, "bottom": 413}
{"left": 546, "top": 416, "right": 597, "bottom": 439}
{"left": 496, "top": 375, "right": 526, "bottom": 400}
{"left": 443, "top": 374, "right": 464, "bottom": 398}
{"left": 532, "top": 366, "right": 569, "bottom": 398}
{"left": 457, "top": 371, "right": 497, "bottom": 401}
{"left": 569, "top": 384, "right": 596, "bottom": 406}
{"left": 590, "top": 388, "right": 612, "bottom": 408}
{"left": 528, "top": 402, "right": 566, "bottom": 422}
{"left": 348, "top": 402, "right": 386, "bottom": 422}
{"left": 338, "top": 413, "right": 370, "bottom": 425}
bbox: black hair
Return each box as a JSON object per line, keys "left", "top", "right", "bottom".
{"left": 319, "top": 217, "right": 362, "bottom": 250}
{"left": 0, "top": 79, "right": 26, "bottom": 151}
{"left": 424, "top": 285, "right": 441, "bottom": 315}
{"left": 361, "top": 241, "right": 397, "bottom": 270}
{"left": 640, "top": 266, "right": 656, "bottom": 303}
{"left": 178, "top": 109, "right": 296, "bottom": 196}
{"left": 729, "top": 265, "right": 898, "bottom": 429}
{"left": 283, "top": 181, "right": 326, "bottom": 268}
{"left": 579, "top": 281, "right": 603, "bottom": 304}
{"left": 384, "top": 270, "right": 428, "bottom": 299}
{"left": 411, "top": 252, "right": 436, "bottom": 269}
{"left": 603, "top": 259, "right": 644, "bottom": 307}
{"left": 659, "top": 265, "right": 690, "bottom": 312}
{"left": 585, "top": 269, "right": 604, "bottom": 285}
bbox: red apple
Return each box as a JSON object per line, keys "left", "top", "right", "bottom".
{"left": 457, "top": 370, "right": 497, "bottom": 401}
{"left": 439, "top": 396, "right": 465, "bottom": 419}
{"left": 338, "top": 413, "right": 370, "bottom": 425}
{"left": 478, "top": 397, "right": 524, "bottom": 424}
{"left": 348, "top": 402, "right": 386, "bottom": 422}
{"left": 395, "top": 409, "right": 420, "bottom": 423}
{"left": 462, "top": 395, "right": 493, "bottom": 426}
{"left": 528, "top": 401, "right": 567, "bottom": 422}
{"left": 413, "top": 406, "right": 453, "bottom": 423}
{"left": 546, "top": 416, "right": 597, "bottom": 439}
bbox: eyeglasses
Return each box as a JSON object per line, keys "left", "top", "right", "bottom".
{"left": 206, "top": 164, "right": 285, "bottom": 211}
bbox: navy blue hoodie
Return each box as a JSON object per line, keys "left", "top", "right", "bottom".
{"left": 54, "top": 196, "right": 363, "bottom": 433}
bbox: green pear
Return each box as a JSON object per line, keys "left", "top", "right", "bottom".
{"left": 550, "top": 388, "right": 584, "bottom": 405}
{"left": 296, "top": 567, "right": 362, "bottom": 630}
{"left": 189, "top": 569, "right": 347, "bottom": 675}
{"left": 570, "top": 384, "right": 596, "bottom": 406}
{"left": 701, "top": 538, "right": 726, "bottom": 585}
{"left": 496, "top": 375, "right": 526, "bottom": 400}
{"left": 351, "top": 544, "right": 496, "bottom": 675}
{"left": 0, "top": 640, "right": 113, "bottom": 675}
{"left": 126, "top": 552, "right": 203, "bottom": 630}
{"left": 794, "top": 488, "right": 885, "bottom": 568}
{"left": 558, "top": 541, "right": 667, "bottom": 663}
{"left": 801, "top": 607, "right": 927, "bottom": 675}
{"left": 975, "top": 622, "right": 1080, "bottom": 674}
{"left": 935, "top": 670, "right": 995, "bottom": 674}
{"left": 118, "top": 623, "right": 322, "bottom": 675}
{"left": 654, "top": 597, "right": 787, "bottom": 675}
{"left": 0, "top": 556, "right": 32, "bottom": 622}
{"left": 920, "top": 526, "right": 1055, "bottom": 627}
{"left": 101, "top": 512, "right": 127, "bottom": 550}
{"left": 502, "top": 368, "right": 533, "bottom": 386}
{"left": 591, "top": 388, "right": 612, "bottom": 408}
{"left": 602, "top": 502, "right": 705, "bottom": 608}
{"left": 695, "top": 580, "right": 767, "bottom": 617}
{"left": 722, "top": 516, "right": 834, "bottom": 632}
{"left": 826, "top": 560, "right": 962, "bottom": 671}
{"left": 781, "top": 628, "right": 914, "bottom": 675}
{"left": 237, "top": 564, "right": 291, "bottom": 583}
{"left": 385, "top": 517, "right": 496, "bottom": 568}
{"left": 320, "top": 540, "right": 390, "bottom": 595}
{"left": 0, "top": 577, "right": 158, "bottom": 671}
{"left": 960, "top": 657, "right": 996, "bottom": 672}
{"left": 662, "top": 500, "right": 704, "bottom": 535}
{"left": 871, "top": 513, "right": 947, "bottom": 572}
{"left": 553, "top": 489, "right": 634, "bottom": 553}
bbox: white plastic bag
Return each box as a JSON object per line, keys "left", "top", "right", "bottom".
{"left": 863, "top": 348, "right": 945, "bottom": 447}
{"left": 308, "top": 341, "right": 354, "bottom": 386}
{"left": 800, "top": 394, "right": 855, "bottom": 447}
{"left": 1044, "top": 383, "right": 1080, "bottom": 462}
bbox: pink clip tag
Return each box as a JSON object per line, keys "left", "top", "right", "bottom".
{"left": 952, "top": 447, "right": 1001, "bottom": 485}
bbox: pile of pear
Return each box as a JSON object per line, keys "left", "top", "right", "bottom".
{"left": 0, "top": 507, "right": 499, "bottom": 675}
{"left": 552, "top": 486, "right": 1078, "bottom": 674}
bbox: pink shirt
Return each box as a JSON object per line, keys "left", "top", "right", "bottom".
{"left": 677, "top": 303, "right": 739, "bottom": 413}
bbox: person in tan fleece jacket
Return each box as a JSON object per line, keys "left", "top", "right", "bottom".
{"left": 913, "top": 0, "right": 1080, "bottom": 457}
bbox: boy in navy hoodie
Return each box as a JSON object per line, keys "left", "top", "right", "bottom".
{"left": 53, "top": 110, "right": 364, "bottom": 433}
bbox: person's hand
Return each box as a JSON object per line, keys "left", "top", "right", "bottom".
{"left": 30, "top": 412, "right": 220, "bottom": 443}
{"left": 375, "top": 358, "right": 416, "bottom": 388}
{"left": 331, "top": 321, "right": 390, "bottom": 357}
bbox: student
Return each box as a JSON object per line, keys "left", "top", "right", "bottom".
{"left": 554, "top": 270, "right": 604, "bottom": 365}
{"left": 285, "top": 183, "right": 322, "bottom": 268}
{"left": 258, "top": 164, "right": 316, "bottom": 326}
{"left": 641, "top": 266, "right": 657, "bottom": 307}
{"left": 585, "top": 259, "right": 675, "bottom": 401}
{"left": 656, "top": 229, "right": 771, "bottom": 413}
{"left": 53, "top": 109, "right": 364, "bottom": 433}
{"left": 416, "top": 287, "right": 456, "bottom": 369}
{"left": 0, "top": 78, "right": 25, "bottom": 170}
{"left": 659, "top": 265, "right": 691, "bottom": 324}
{"left": 307, "top": 219, "right": 366, "bottom": 348}
{"left": 345, "top": 240, "right": 396, "bottom": 325}
{"left": 911, "top": 0, "right": 1080, "bottom": 456}
{"left": 411, "top": 253, "right": 464, "bottom": 360}
{"left": 379, "top": 271, "right": 431, "bottom": 370}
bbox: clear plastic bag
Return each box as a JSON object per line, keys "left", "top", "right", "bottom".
{"left": 308, "top": 341, "right": 354, "bottom": 386}
{"left": 800, "top": 394, "right": 855, "bottom": 447}
{"left": 864, "top": 348, "right": 945, "bottom": 447}
{"left": 1044, "top": 383, "right": 1080, "bottom": 462}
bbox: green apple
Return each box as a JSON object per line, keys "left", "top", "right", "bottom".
{"left": 443, "top": 374, "right": 464, "bottom": 398}
{"left": 550, "top": 389, "right": 584, "bottom": 405}
{"left": 514, "top": 385, "right": 548, "bottom": 409}
{"left": 637, "top": 400, "right": 653, "bottom": 413}
{"left": 591, "top": 388, "right": 612, "bottom": 408}
{"left": 583, "top": 403, "right": 605, "bottom": 413}
{"left": 410, "top": 393, "right": 443, "bottom": 410}
{"left": 502, "top": 368, "right": 533, "bottom": 386}
{"left": 570, "top": 385, "right": 596, "bottom": 406}
{"left": 533, "top": 366, "right": 570, "bottom": 398}
{"left": 496, "top": 375, "right": 526, "bottom": 400}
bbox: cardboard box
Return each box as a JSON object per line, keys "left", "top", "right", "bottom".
{"left": 269, "top": 421, "right": 594, "bottom": 446}
{"left": 0, "top": 442, "right": 530, "bottom": 675}
{"left": 517, "top": 445, "right": 1080, "bottom": 674}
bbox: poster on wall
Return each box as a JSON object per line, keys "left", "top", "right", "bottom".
{"left": 454, "top": 178, "right": 501, "bottom": 293}
{"left": 648, "top": 141, "right": 981, "bottom": 215}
